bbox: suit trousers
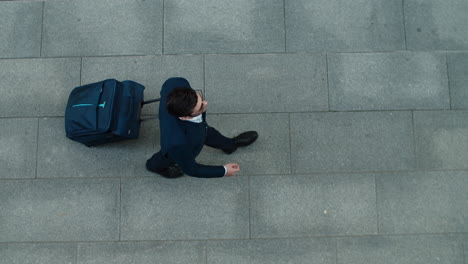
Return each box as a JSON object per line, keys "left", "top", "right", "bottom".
{"left": 146, "top": 126, "right": 235, "bottom": 171}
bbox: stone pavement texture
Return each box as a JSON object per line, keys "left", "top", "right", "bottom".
{"left": 0, "top": 0, "right": 467, "bottom": 263}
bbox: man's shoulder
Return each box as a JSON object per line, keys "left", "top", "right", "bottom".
{"left": 158, "top": 109, "right": 187, "bottom": 144}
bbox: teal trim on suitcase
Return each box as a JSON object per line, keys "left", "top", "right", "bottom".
{"left": 72, "top": 104, "right": 94, "bottom": 107}
{"left": 72, "top": 101, "right": 106, "bottom": 108}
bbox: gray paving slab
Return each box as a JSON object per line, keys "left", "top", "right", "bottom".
{"left": 448, "top": 53, "right": 468, "bottom": 109}
{"left": 37, "top": 117, "right": 158, "bottom": 178}
{"left": 0, "top": 118, "right": 37, "bottom": 179}
{"left": 0, "top": 243, "right": 76, "bottom": 264}
{"left": 0, "top": 178, "right": 120, "bottom": 242}
{"left": 42, "top": 0, "right": 163, "bottom": 57}
{"left": 81, "top": 55, "right": 203, "bottom": 115}
{"left": 164, "top": 0, "right": 285, "bottom": 54}
{"left": 377, "top": 171, "right": 468, "bottom": 234}
{"left": 0, "top": 58, "right": 81, "bottom": 117}
{"left": 290, "top": 111, "right": 415, "bottom": 174}
{"left": 206, "top": 237, "right": 336, "bottom": 264}
{"left": 337, "top": 234, "right": 465, "bottom": 264}
{"left": 205, "top": 54, "right": 328, "bottom": 113}
{"left": 405, "top": 0, "right": 468, "bottom": 51}
{"left": 414, "top": 110, "right": 468, "bottom": 170}
{"left": 2, "top": 0, "right": 467, "bottom": 262}
{"left": 285, "top": 0, "right": 405, "bottom": 52}
{"left": 250, "top": 174, "right": 377, "bottom": 238}
{"left": 77, "top": 241, "right": 205, "bottom": 264}
{"left": 0, "top": 1, "right": 42, "bottom": 59}
{"left": 198, "top": 113, "right": 290, "bottom": 175}
{"left": 328, "top": 52, "right": 450, "bottom": 111}
{"left": 120, "top": 177, "right": 249, "bottom": 240}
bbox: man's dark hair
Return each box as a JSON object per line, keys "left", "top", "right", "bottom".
{"left": 166, "top": 87, "right": 198, "bottom": 117}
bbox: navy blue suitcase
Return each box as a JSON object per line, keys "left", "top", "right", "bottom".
{"left": 65, "top": 79, "right": 158, "bottom": 147}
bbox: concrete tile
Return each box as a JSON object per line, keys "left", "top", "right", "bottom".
{"left": 42, "top": 0, "right": 163, "bottom": 57}
{"left": 250, "top": 174, "right": 377, "bottom": 238}
{"left": 205, "top": 54, "right": 328, "bottom": 113}
{"left": 286, "top": 0, "right": 405, "bottom": 52}
{"left": 290, "top": 112, "right": 415, "bottom": 173}
{"left": 37, "top": 117, "right": 159, "bottom": 178}
{"left": 0, "top": 243, "right": 76, "bottom": 264}
{"left": 328, "top": 52, "right": 450, "bottom": 111}
{"left": 405, "top": 0, "right": 468, "bottom": 50}
{"left": 0, "top": 58, "right": 81, "bottom": 117}
{"left": 77, "top": 241, "right": 205, "bottom": 264}
{"left": 337, "top": 234, "right": 465, "bottom": 264}
{"left": 164, "top": 0, "right": 285, "bottom": 54}
{"left": 82, "top": 55, "right": 203, "bottom": 115}
{"left": 0, "top": 2, "right": 42, "bottom": 58}
{"left": 207, "top": 237, "right": 336, "bottom": 264}
{"left": 120, "top": 177, "right": 249, "bottom": 240}
{"left": 448, "top": 53, "right": 468, "bottom": 109}
{"left": 0, "top": 118, "right": 37, "bottom": 179}
{"left": 377, "top": 171, "right": 468, "bottom": 234}
{"left": 198, "top": 113, "right": 290, "bottom": 175}
{"left": 0, "top": 178, "right": 120, "bottom": 242}
{"left": 414, "top": 110, "right": 468, "bottom": 170}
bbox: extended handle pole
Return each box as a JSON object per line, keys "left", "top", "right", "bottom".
{"left": 139, "top": 98, "right": 160, "bottom": 122}
{"left": 142, "top": 98, "right": 160, "bottom": 105}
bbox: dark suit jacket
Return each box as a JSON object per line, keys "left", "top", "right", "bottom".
{"left": 159, "top": 77, "right": 225, "bottom": 178}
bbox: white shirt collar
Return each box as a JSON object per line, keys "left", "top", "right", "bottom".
{"left": 179, "top": 114, "right": 203, "bottom": 123}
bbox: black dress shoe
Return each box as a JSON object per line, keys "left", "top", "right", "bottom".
{"left": 157, "top": 165, "right": 184, "bottom": 178}
{"left": 223, "top": 131, "right": 258, "bottom": 154}
{"left": 146, "top": 163, "right": 184, "bottom": 178}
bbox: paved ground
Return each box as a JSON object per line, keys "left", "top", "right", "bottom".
{"left": 0, "top": 0, "right": 467, "bottom": 263}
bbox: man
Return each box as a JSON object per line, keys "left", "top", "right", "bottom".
{"left": 146, "top": 77, "right": 258, "bottom": 178}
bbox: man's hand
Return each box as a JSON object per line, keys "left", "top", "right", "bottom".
{"left": 224, "top": 163, "right": 240, "bottom": 176}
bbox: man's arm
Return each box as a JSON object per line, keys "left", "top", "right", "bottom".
{"left": 168, "top": 145, "right": 226, "bottom": 178}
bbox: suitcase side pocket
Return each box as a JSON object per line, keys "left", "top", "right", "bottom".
{"left": 65, "top": 82, "right": 103, "bottom": 135}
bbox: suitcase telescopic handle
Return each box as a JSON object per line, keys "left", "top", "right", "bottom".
{"left": 142, "top": 98, "right": 160, "bottom": 105}
{"left": 139, "top": 98, "right": 161, "bottom": 122}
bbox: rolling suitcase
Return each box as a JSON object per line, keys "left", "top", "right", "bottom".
{"left": 65, "top": 79, "right": 159, "bottom": 147}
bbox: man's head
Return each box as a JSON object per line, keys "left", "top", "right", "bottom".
{"left": 166, "top": 87, "right": 208, "bottom": 119}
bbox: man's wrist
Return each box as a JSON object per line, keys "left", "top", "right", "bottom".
{"left": 223, "top": 166, "right": 227, "bottom": 176}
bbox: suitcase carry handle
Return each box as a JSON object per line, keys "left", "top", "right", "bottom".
{"left": 139, "top": 98, "right": 160, "bottom": 122}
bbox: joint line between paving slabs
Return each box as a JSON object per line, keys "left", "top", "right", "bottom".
{"left": 248, "top": 175, "right": 252, "bottom": 239}
{"left": 402, "top": 0, "right": 408, "bottom": 50}
{"left": 204, "top": 240, "right": 208, "bottom": 264}
{"left": 326, "top": 53, "right": 330, "bottom": 111}
{"left": 162, "top": 0, "right": 165, "bottom": 54}
{"left": 80, "top": 57, "right": 83, "bottom": 86}
{"left": 445, "top": 53, "right": 452, "bottom": 109}
{"left": 283, "top": 0, "right": 287, "bottom": 52}
{"left": 75, "top": 244, "right": 78, "bottom": 264}
{"left": 203, "top": 55, "right": 206, "bottom": 95}
{"left": 463, "top": 239, "right": 466, "bottom": 264}
{"left": 288, "top": 113, "right": 292, "bottom": 174}
{"left": 40, "top": 1, "right": 45, "bottom": 57}
{"left": 35, "top": 118, "right": 39, "bottom": 179}
{"left": 119, "top": 177, "right": 122, "bottom": 241}
{"left": 335, "top": 237, "right": 339, "bottom": 264}
{"left": 374, "top": 173, "right": 380, "bottom": 234}
{"left": 1, "top": 232, "right": 466, "bottom": 244}
{"left": 411, "top": 111, "right": 417, "bottom": 169}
